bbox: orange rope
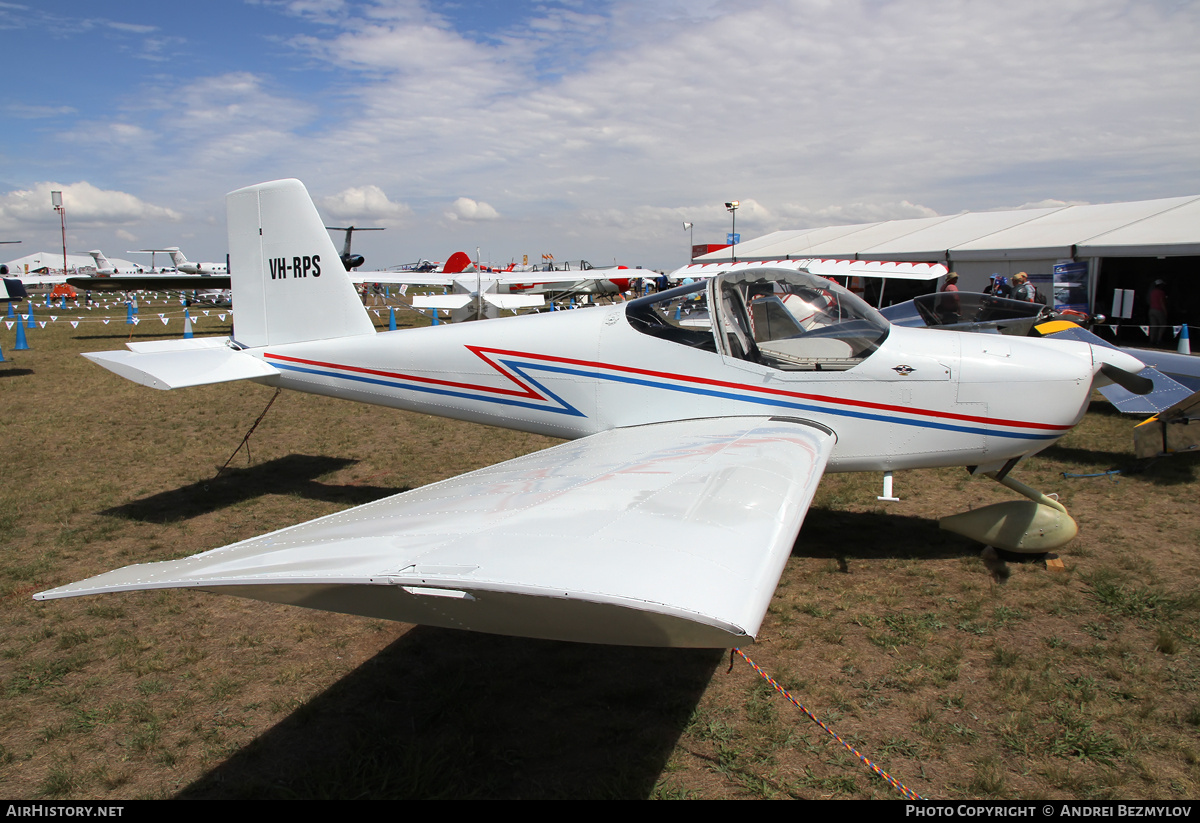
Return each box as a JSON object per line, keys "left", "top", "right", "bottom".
{"left": 731, "top": 647, "right": 925, "bottom": 800}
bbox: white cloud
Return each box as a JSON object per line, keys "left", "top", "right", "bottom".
{"left": 0, "top": 181, "right": 181, "bottom": 227}
{"left": 445, "top": 197, "right": 499, "bottom": 221}
{"left": 777, "top": 200, "right": 940, "bottom": 226}
{"left": 5, "top": 0, "right": 1198, "bottom": 271}
{"left": 320, "top": 185, "right": 412, "bottom": 220}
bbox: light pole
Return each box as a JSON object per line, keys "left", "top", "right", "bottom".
{"left": 51, "top": 190, "right": 67, "bottom": 276}
{"left": 725, "top": 200, "right": 739, "bottom": 263}
{"left": 682, "top": 221, "right": 693, "bottom": 261}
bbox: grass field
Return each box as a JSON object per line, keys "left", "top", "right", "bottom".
{"left": 1, "top": 296, "right": 1198, "bottom": 799}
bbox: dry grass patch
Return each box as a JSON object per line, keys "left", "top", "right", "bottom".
{"left": 0, "top": 303, "right": 1198, "bottom": 798}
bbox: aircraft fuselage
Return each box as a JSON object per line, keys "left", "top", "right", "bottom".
{"left": 248, "top": 302, "right": 1097, "bottom": 473}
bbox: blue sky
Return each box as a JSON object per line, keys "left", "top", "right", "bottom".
{"left": 3, "top": 0, "right": 1199, "bottom": 271}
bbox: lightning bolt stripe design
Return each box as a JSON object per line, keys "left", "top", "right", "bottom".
{"left": 264, "top": 347, "right": 1071, "bottom": 441}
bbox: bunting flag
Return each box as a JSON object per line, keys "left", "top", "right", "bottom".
{"left": 70, "top": 321, "right": 78, "bottom": 328}
{"left": 1139, "top": 326, "right": 1149, "bottom": 336}
{"left": 103, "top": 319, "right": 110, "bottom": 324}
{"left": 161, "top": 317, "right": 169, "bottom": 325}
{"left": 4, "top": 321, "right": 12, "bottom": 330}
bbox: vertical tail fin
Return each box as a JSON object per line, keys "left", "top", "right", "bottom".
{"left": 87, "top": 250, "right": 112, "bottom": 271}
{"left": 226, "top": 179, "right": 375, "bottom": 348}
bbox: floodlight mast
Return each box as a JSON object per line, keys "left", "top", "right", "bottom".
{"left": 52, "top": 191, "right": 67, "bottom": 277}
{"left": 725, "top": 200, "right": 739, "bottom": 263}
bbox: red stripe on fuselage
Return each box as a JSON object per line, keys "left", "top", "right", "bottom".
{"left": 466, "top": 346, "right": 1072, "bottom": 433}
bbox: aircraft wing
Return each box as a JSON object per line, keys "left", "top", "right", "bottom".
{"left": 36, "top": 416, "right": 835, "bottom": 648}
{"left": 350, "top": 271, "right": 625, "bottom": 287}
{"left": 671, "top": 259, "right": 946, "bottom": 281}
{"left": 8, "top": 273, "right": 68, "bottom": 286}
{"left": 67, "top": 275, "right": 232, "bottom": 292}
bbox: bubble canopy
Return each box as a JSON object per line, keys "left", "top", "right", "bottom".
{"left": 625, "top": 268, "right": 891, "bottom": 371}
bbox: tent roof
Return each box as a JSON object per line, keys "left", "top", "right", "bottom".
{"left": 697, "top": 195, "right": 1200, "bottom": 264}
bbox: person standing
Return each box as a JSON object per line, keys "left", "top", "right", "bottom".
{"left": 939, "top": 272, "right": 961, "bottom": 323}
{"left": 1012, "top": 272, "right": 1035, "bottom": 302}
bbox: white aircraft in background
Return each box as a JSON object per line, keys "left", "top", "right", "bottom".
{"left": 355, "top": 252, "right": 645, "bottom": 322}
{"left": 36, "top": 179, "right": 1156, "bottom": 649}
{"left": 68, "top": 248, "right": 229, "bottom": 294}
{"left": 162, "top": 247, "right": 227, "bottom": 275}
{"left": 85, "top": 250, "right": 143, "bottom": 275}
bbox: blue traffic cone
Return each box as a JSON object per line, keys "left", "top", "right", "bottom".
{"left": 26, "top": 303, "right": 34, "bottom": 329}
{"left": 0, "top": 337, "right": 4, "bottom": 361}
{"left": 14, "top": 319, "right": 29, "bottom": 350}
{"left": 126, "top": 302, "right": 134, "bottom": 324}
{"left": 183, "top": 310, "right": 193, "bottom": 339}
{"left": 431, "top": 309, "right": 439, "bottom": 327}
{"left": 1179, "top": 324, "right": 1191, "bottom": 355}
{"left": 388, "top": 307, "right": 396, "bottom": 331}
{"left": 6, "top": 302, "right": 13, "bottom": 318}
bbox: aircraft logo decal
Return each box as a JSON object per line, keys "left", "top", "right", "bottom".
{"left": 892, "top": 365, "right": 915, "bottom": 376}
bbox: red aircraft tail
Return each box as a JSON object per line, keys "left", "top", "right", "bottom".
{"left": 442, "top": 251, "right": 474, "bottom": 274}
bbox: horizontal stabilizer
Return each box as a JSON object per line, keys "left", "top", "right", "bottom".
{"left": 482, "top": 293, "right": 544, "bottom": 310}
{"left": 83, "top": 341, "right": 278, "bottom": 390}
{"left": 36, "top": 417, "right": 835, "bottom": 647}
{"left": 412, "top": 294, "right": 474, "bottom": 310}
{"left": 1035, "top": 321, "right": 1194, "bottom": 413}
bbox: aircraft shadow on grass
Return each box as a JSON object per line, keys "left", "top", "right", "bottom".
{"left": 102, "top": 454, "right": 404, "bottom": 523}
{"left": 0, "top": 367, "right": 34, "bottom": 378}
{"left": 797, "top": 508, "right": 971, "bottom": 564}
{"left": 178, "top": 627, "right": 724, "bottom": 799}
{"left": 173, "top": 511, "right": 992, "bottom": 800}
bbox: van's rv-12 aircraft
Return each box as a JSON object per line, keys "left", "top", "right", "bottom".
{"left": 35, "top": 179, "right": 1161, "bottom": 648}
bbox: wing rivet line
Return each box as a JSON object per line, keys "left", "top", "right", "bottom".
{"left": 731, "top": 648, "right": 925, "bottom": 800}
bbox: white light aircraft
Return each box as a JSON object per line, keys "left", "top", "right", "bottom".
{"left": 357, "top": 253, "right": 643, "bottom": 322}
{"left": 35, "top": 179, "right": 1154, "bottom": 648}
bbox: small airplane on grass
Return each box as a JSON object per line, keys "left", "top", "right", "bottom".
{"left": 35, "top": 179, "right": 1159, "bottom": 648}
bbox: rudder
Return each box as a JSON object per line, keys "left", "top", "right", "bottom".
{"left": 227, "top": 179, "right": 375, "bottom": 348}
